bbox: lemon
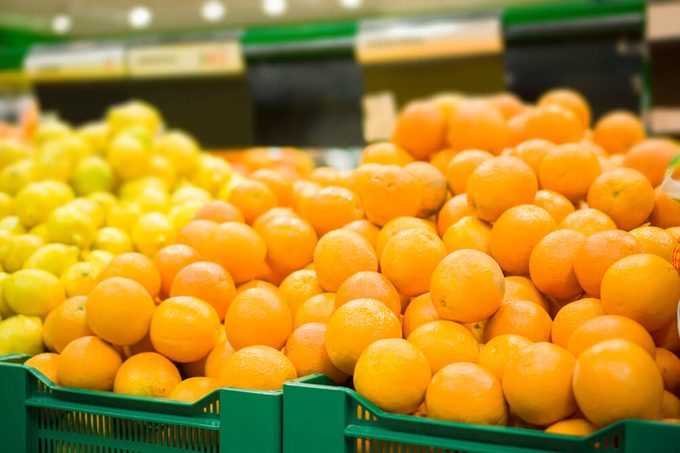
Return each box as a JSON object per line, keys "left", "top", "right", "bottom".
{"left": 61, "top": 261, "right": 99, "bottom": 297}
{"left": 171, "top": 184, "right": 211, "bottom": 205}
{"left": 66, "top": 198, "right": 106, "bottom": 228}
{"left": 0, "top": 159, "right": 35, "bottom": 195}
{"left": 71, "top": 155, "right": 115, "bottom": 195}
{"left": 77, "top": 121, "right": 110, "bottom": 154}
{"left": 0, "top": 192, "right": 15, "bottom": 218}
{"left": 217, "top": 172, "right": 245, "bottom": 201}
{"left": 148, "top": 154, "right": 177, "bottom": 189}
{"left": 87, "top": 191, "right": 117, "bottom": 216}
{"left": 0, "top": 234, "right": 44, "bottom": 272}
{"left": 132, "top": 187, "right": 170, "bottom": 213}
{"left": 83, "top": 249, "right": 115, "bottom": 270}
{"left": 106, "top": 202, "right": 142, "bottom": 233}
{"left": 131, "top": 212, "right": 176, "bottom": 256}
{"left": 15, "top": 180, "right": 75, "bottom": 227}
{"left": 0, "top": 139, "right": 29, "bottom": 171}
{"left": 33, "top": 119, "right": 72, "bottom": 146}
{"left": 0, "top": 272, "right": 15, "bottom": 318}
{"left": 192, "top": 154, "right": 233, "bottom": 195}
{"left": 107, "top": 133, "right": 152, "bottom": 181}
{"left": 35, "top": 141, "right": 75, "bottom": 181}
{"left": 168, "top": 200, "right": 204, "bottom": 231}
{"left": 29, "top": 223, "right": 49, "bottom": 242}
{"left": 154, "top": 130, "right": 200, "bottom": 175}
{"left": 94, "top": 227, "right": 133, "bottom": 254}
{"left": 0, "top": 315, "right": 44, "bottom": 355}
{"left": 24, "top": 244, "right": 80, "bottom": 276}
{"left": 119, "top": 176, "right": 168, "bottom": 200}
{"left": 106, "top": 100, "right": 162, "bottom": 136}
{"left": 3, "top": 268, "right": 65, "bottom": 317}
{"left": 47, "top": 205, "right": 97, "bottom": 249}
{"left": 0, "top": 215, "right": 26, "bottom": 234}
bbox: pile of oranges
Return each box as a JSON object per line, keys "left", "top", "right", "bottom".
{"left": 18, "top": 89, "right": 680, "bottom": 435}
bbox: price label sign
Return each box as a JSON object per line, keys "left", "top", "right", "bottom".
{"left": 25, "top": 45, "right": 126, "bottom": 82}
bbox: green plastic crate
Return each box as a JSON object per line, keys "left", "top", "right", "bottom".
{"left": 283, "top": 375, "right": 680, "bottom": 453}
{"left": 0, "top": 354, "right": 287, "bottom": 453}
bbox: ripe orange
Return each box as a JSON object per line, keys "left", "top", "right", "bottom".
{"left": 380, "top": 228, "right": 447, "bottom": 297}
{"left": 503, "top": 342, "right": 577, "bottom": 425}
{"left": 293, "top": 293, "right": 335, "bottom": 328}
{"left": 573, "top": 230, "right": 643, "bottom": 297}
{"left": 623, "top": 138, "right": 679, "bottom": 187}
{"left": 427, "top": 362, "right": 507, "bottom": 425}
{"left": 301, "top": 186, "right": 363, "bottom": 236}
{"left": 354, "top": 338, "right": 432, "bottom": 414}
{"left": 661, "top": 391, "right": 680, "bottom": 419}
{"left": 224, "top": 287, "right": 292, "bottom": 350}
{"left": 445, "top": 149, "right": 493, "bottom": 195}
{"left": 558, "top": 208, "right": 617, "bottom": 236}
{"left": 169, "top": 377, "right": 220, "bottom": 402}
{"left": 58, "top": 336, "right": 122, "bottom": 391}
{"left": 587, "top": 168, "right": 655, "bottom": 230}
{"left": 153, "top": 244, "right": 201, "bottom": 298}
{"left": 403, "top": 293, "right": 441, "bottom": 338}
{"left": 256, "top": 215, "right": 317, "bottom": 273}
{"left": 225, "top": 179, "right": 278, "bottom": 224}
{"left": 503, "top": 276, "right": 549, "bottom": 313}
{"left": 43, "top": 296, "right": 94, "bottom": 353}
{"left": 170, "top": 261, "right": 236, "bottom": 321}
{"left": 534, "top": 189, "right": 575, "bottom": 224}
{"left": 551, "top": 298, "right": 605, "bottom": 349}
{"left": 236, "top": 279, "right": 278, "bottom": 294}
{"left": 278, "top": 269, "right": 324, "bottom": 314}
{"left": 593, "top": 110, "right": 646, "bottom": 154}
{"left": 87, "top": 277, "right": 155, "bottom": 346}
{"left": 656, "top": 347, "right": 680, "bottom": 395}
{"left": 375, "top": 216, "right": 435, "bottom": 258}
{"left": 430, "top": 249, "right": 504, "bottom": 323}
{"left": 342, "top": 220, "right": 380, "bottom": 250}
{"left": 437, "top": 194, "right": 475, "bottom": 236}
{"left": 651, "top": 188, "right": 680, "bottom": 229}
{"left": 252, "top": 207, "right": 297, "bottom": 231}
{"left": 545, "top": 419, "right": 597, "bottom": 436}
{"left": 25, "top": 353, "right": 60, "bottom": 384}
{"left": 477, "top": 334, "right": 533, "bottom": 380}
{"left": 447, "top": 101, "right": 509, "bottom": 155}
{"left": 538, "top": 88, "right": 591, "bottom": 127}
{"left": 309, "top": 166, "right": 342, "bottom": 187}
{"left": 204, "top": 222, "right": 266, "bottom": 283}
{"left": 325, "top": 298, "right": 402, "bottom": 375}
{"left": 285, "top": 322, "right": 347, "bottom": 384}
{"left": 360, "top": 142, "right": 414, "bottom": 166}
{"left": 150, "top": 296, "right": 221, "bottom": 362}
{"left": 489, "top": 204, "right": 557, "bottom": 275}
{"left": 653, "top": 318, "right": 680, "bottom": 356}
{"left": 506, "top": 110, "right": 530, "bottom": 146}
{"left": 573, "top": 339, "right": 663, "bottom": 426}
{"left": 313, "top": 229, "right": 378, "bottom": 292}
{"left": 567, "top": 314, "right": 656, "bottom": 358}
{"left": 352, "top": 163, "right": 380, "bottom": 199}
{"left": 97, "top": 252, "right": 161, "bottom": 298}
{"left": 629, "top": 226, "right": 675, "bottom": 262}
{"left": 529, "top": 229, "right": 585, "bottom": 301}
{"left": 407, "top": 320, "right": 478, "bottom": 373}
{"left": 335, "top": 271, "right": 400, "bottom": 315}
{"left": 442, "top": 216, "right": 492, "bottom": 255}
{"left": 114, "top": 352, "right": 181, "bottom": 397}
{"left": 194, "top": 200, "right": 245, "bottom": 223}
{"left": 507, "top": 139, "right": 554, "bottom": 175}
{"left": 204, "top": 335, "right": 235, "bottom": 379}
{"left": 219, "top": 345, "right": 297, "bottom": 391}
{"left": 177, "top": 219, "right": 217, "bottom": 256}
{"left": 392, "top": 100, "right": 448, "bottom": 160}
{"left": 291, "top": 180, "right": 321, "bottom": 217}
{"left": 485, "top": 299, "right": 552, "bottom": 342}
{"left": 429, "top": 148, "right": 458, "bottom": 173}
{"left": 538, "top": 144, "right": 601, "bottom": 202}
{"left": 601, "top": 253, "right": 680, "bottom": 331}
{"left": 361, "top": 165, "right": 423, "bottom": 226}
{"left": 488, "top": 92, "right": 526, "bottom": 119}
{"left": 524, "top": 104, "right": 584, "bottom": 144}
{"left": 251, "top": 168, "right": 295, "bottom": 207}
{"left": 405, "top": 161, "right": 448, "bottom": 217}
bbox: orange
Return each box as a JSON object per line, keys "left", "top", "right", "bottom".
{"left": 405, "top": 162, "right": 447, "bottom": 217}
{"left": 251, "top": 168, "right": 294, "bottom": 206}
{"left": 573, "top": 230, "right": 643, "bottom": 297}
{"left": 437, "top": 194, "right": 475, "bottom": 236}
{"left": 153, "top": 244, "right": 201, "bottom": 298}
{"left": 391, "top": 100, "right": 448, "bottom": 160}
{"left": 593, "top": 110, "right": 646, "bottom": 154}
{"left": 503, "top": 342, "right": 577, "bottom": 426}
{"left": 354, "top": 338, "right": 431, "bottom": 414}
{"left": 573, "top": 339, "right": 663, "bottom": 426}
{"left": 285, "top": 322, "right": 347, "bottom": 384}
{"left": 194, "top": 200, "right": 244, "bottom": 223}
{"left": 170, "top": 261, "right": 236, "bottom": 321}
{"left": 442, "top": 216, "right": 491, "bottom": 255}
{"left": 236, "top": 279, "right": 277, "bottom": 294}
{"left": 407, "top": 320, "right": 478, "bottom": 373}
{"left": 430, "top": 249, "right": 504, "bottom": 323}
{"left": 204, "top": 335, "right": 235, "bottom": 379}
{"left": 507, "top": 139, "right": 554, "bottom": 175}
{"left": 653, "top": 318, "right": 680, "bottom": 356}
{"left": 477, "top": 334, "right": 533, "bottom": 380}
{"left": 445, "top": 149, "right": 493, "bottom": 195}
{"left": 426, "top": 362, "right": 507, "bottom": 425}
{"left": 291, "top": 180, "right": 320, "bottom": 217}
{"left": 87, "top": 277, "right": 155, "bottom": 346}
{"left": 651, "top": 188, "right": 680, "bottom": 229}
{"left": 252, "top": 207, "right": 297, "bottom": 231}
{"left": 529, "top": 229, "right": 585, "bottom": 301}
{"left": 488, "top": 92, "right": 525, "bottom": 119}
{"left": 361, "top": 165, "right": 423, "bottom": 226}
{"left": 587, "top": 168, "right": 655, "bottom": 230}
{"left": 301, "top": 186, "right": 363, "bottom": 236}
{"left": 97, "top": 252, "right": 161, "bottom": 298}
{"left": 551, "top": 298, "right": 605, "bottom": 349}
{"left": 43, "top": 296, "right": 94, "bottom": 353}
{"left": 623, "top": 138, "right": 679, "bottom": 187}
{"left": 181, "top": 355, "right": 209, "bottom": 379}
{"left": 538, "top": 88, "right": 591, "bottom": 127}
{"left": 429, "top": 148, "right": 458, "bottom": 173}
{"left": 375, "top": 216, "right": 435, "bottom": 258}
{"left": 351, "top": 163, "right": 380, "bottom": 199}
{"left": 661, "top": 391, "right": 680, "bottom": 419}
{"left": 257, "top": 215, "right": 317, "bottom": 273}
{"left": 25, "top": 352, "right": 60, "bottom": 384}
{"left": 656, "top": 347, "right": 680, "bottom": 395}
{"left": 403, "top": 293, "right": 441, "bottom": 338}
{"left": 177, "top": 219, "right": 217, "bottom": 256}
{"left": 544, "top": 419, "right": 597, "bottom": 436}
{"left": 309, "top": 166, "right": 342, "bottom": 187}
{"left": 380, "top": 228, "right": 447, "bottom": 297}
{"left": 538, "top": 143, "right": 601, "bottom": 202}
{"left": 294, "top": 293, "right": 335, "bottom": 328}
{"left": 122, "top": 332, "right": 155, "bottom": 358}
{"left": 567, "top": 314, "right": 656, "bottom": 358}
{"left": 204, "top": 222, "right": 266, "bottom": 283}
{"left": 601, "top": 253, "right": 680, "bottom": 331}
{"left": 342, "top": 219, "right": 380, "bottom": 250}
{"left": 669, "top": 226, "right": 680, "bottom": 241}
{"left": 335, "top": 271, "right": 400, "bottom": 315}
{"left": 360, "top": 142, "right": 413, "bottom": 166}
{"left": 114, "top": 352, "right": 181, "bottom": 397}
{"left": 325, "top": 298, "right": 402, "bottom": 375}
{"left": 447, "top": 100, "right": 509, "bottom": 155}
{"left": 466, "top": 156, "right": 538, "bottom": 222}
{"left": 534, "top": 189, "right": 575, "bottom": 224}
{"left": 489, "top": 204, "right": 557, "bottom": 275}
{"left": 629, "top": 226, "right": 675, "bottom": 262}
{"left": 506, "top": 110, "right": 530, "bottom": 146}
{"left": 503, "top": 276, "right": 549, "bottom": 313}
{"left": 485, "top": 299, "right": 552, "bottom": 342}
{"left": 150, "top": 296, "right": 221, "bottom": 362}
{"left": 58, "top": 336, "right": 122, "bottom": 391}
{"left": 524, "top": 104, "right": 584, "bottom": 145}
{"left": 278, "top": 269, "right": 324, "bottom": 314}
{"left": 225, "top": 178, "right": 277, "bottom": 224}
{"left": 313, "top": 229, "right": 378, "bottom": 292}
{"left": 168, "top": 377, "right": 220, "bottom": 402}
{"left": 219, "top": 345, "right": 297, "bottom": 391}
{"left": 558, "top": 208, "right": 616, "bottom": 236}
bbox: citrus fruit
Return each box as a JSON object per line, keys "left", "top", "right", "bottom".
{"left": 93, "top": 227, "right": 133, "bottom": 254}
{"left": 524, "top": 105, "right": 584, "bottom": 144}
{"left": 58, "top": 336, "right": 122, "bottom": 391}
{"left": 25, "top": 352, "right": 60, "bottom": 384}
{"left": 442, "top": 216, "right": 492, "bottom": 255}
{"left": 629, "top": 226, "right": 675, "bottom": 263}
{"left": 285, "top": 322, "right": 347, "bottom": 384}
{"left": 335, "top": 271, "right": 400, "bottom": 315}
{"left": 301, "top": 186, "right": 363, "bottom": 236}
{"left": 294, "top": 293, "right": 335, "bottom": 328}
{"left": 61, "top": 261, "right": 99, "bottom": 297}
{"left": 485, "top": 300, "right": 553, "bottom": 342}
{"left": 0, "top": 315, "right": 44, "bottom": 355}
{"left": 587, "top": 168, "right": 654, "bottom": 230}
{"left": 656, "top": 347, "right": 680, "bottom": 395}
{"left": 204, "top": 335, "right": 235, "bottom": 379}
{"left": 169, "top": 377, "right": 219, "bottom": 402}
{"left": 405, "top": 161, "right": 448, "bottom": 217}
{"left": 538, "top": 143, "right": 601, "bottom": 202}
{"left": 477, "top": 334, "right": 532, "bottom": 380}
{"left": 544, "top": 419, "right": 597, "bottom": 436}
{"left": 97, "top": 252, "right": 161, "bottom": 298}
{"left": 313, "top": 229, "right": 378, "bottom": 292}
{"left": 43, "top": 296, "right": 94, "bottom": 353}
{"left": 204, "top": 222, "right": 266, "bottom": 284}
{"left": 403, "top": 293, "right": 441, "bottom": 338}
{"left": 437, "top": 194, "right": 475, "bottom": 236}
{"left": 3, "top": 268, "right": 65, "bottom": 317}
{"left": 533, "top": 189, "right": 575, "bottom": 224}
{"left": 360, "top": 142, "right": 413, "bottom": 166}
{"left": 623, "top": 138, "right": 679, "bottom": 187}
{"left": 392, "top": 100, "right": 447, "bottom": 159}
{"left": 503, "top": 276, "right": 549, "bottom": 313}
{"left": 257, "top": 215, "right": 317, "bottom": 273}
{"left": 567, "top": 314, "right": 656, "bottom": 358}
{"left": 407, "top": 320, "right": 478, "bottom": 373}
{"left": 447, "top": 101, "right": 509, "bottom": 155}
{"left": 593, "top": 110, "right": 645, "bottom": 154}
{"left": 529, "top": 229, "right": 585, "bottom": 301}
{"left": 170, "top": 261, "right": 236, "bottom": 321}
{"left": 278, "top": 269, "right": 324, "bottom": 314}
{"left": 361, "top": 165, "right": 423, "bottom": 226}
{"left": 445, "top": 149, "right": 494, "bottom": 195}
{"left": 538, "top": 88, "right": 591, "bottom": 127}
{"left": 558, "top": 208, "right": 616, "bottom": 236}
{"left": 551, "top": 298, "right": 605, "bottom": 349}
{"left": 219, "top": 345, "right": 297, "bottom": 391}
{"left": 114, "top": 352, "right": 182, "bottom": 397}
{"left": 23, "top": 243, "right": 79, "bottom": 276}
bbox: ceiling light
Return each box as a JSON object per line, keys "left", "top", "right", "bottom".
{"left": 51, "top": 14, "right": 72, "bottom": 34}
{"left": 262, "top": 0, "right": 287, "bottom": 17}
{"left": 129, "top": 5, "right": 152, "bottom": 29}
{"left": 340, "top": 0, "right": 362, "bottom": 9}
{"left": 202, "top": 0, "right": 226, "bottom": 22}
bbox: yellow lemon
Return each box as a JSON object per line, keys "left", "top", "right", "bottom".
{"left": 168, "top": 200, "right": 204, "bottom": 231}
{"left": 148, "top": 154, "right": 177, "bottom": 189}
{"left": 77, "top": 121, "right": 110, "bottom": 154}
{"left": 47, "top": 205, "right": 97, "bottom": 249}
{"left": 24, "top": 244, "right": 80, "bottom": 276}
{"left": 94, "top": 227, "right": 133, "bottom": 254}
{"left": 119, "top": 176, "right": 168, "bottom": 200}
{"left": 154, "top": 130, "right": 200, "bottom": 175}
{"left": 61, "top": 261, "right": 99, "bottom": 297}
{"left": 0, "top": 215, "right": 25, "bottom": 234}
{"left": 106, "top": 100, "right": 162, "bottom": 136}
{"left": 131, "top": 187, "right": 170, "bottom": 213}
{"left": 87, "top": 191, "right": 118, "bottom": 217}
{"left": 171, "top": 184, "right": 211, "bottom": 205}
{"left": 191, "top": 154, "right": 233, "bottom": 195}
{"left": 132, "top": 212, "right": 176, "bottom": 256}
{"left": 0, "top": 192, "right": 14, "bottom": 218}
{"left": 0, "top": 138, "right": 29, "bottom": 171}
{"left": 82, "top": 249, "right": 115, "bottom": 270}
{"left": 66, "top": 198, "right": 106, "bottom": 228}
{"left": 0, "top": 234, "right": 44, "bottom": 272}
{"left": 0, "top": 315, "right": 44, "bottom": 355}
{"left": 15, "top": 180, "right": 75, "bottom": 227}
{"left": 0, "top": 272, "right": 15, "bottom": 318}
{"left": 29, "top": 223, "right": 49, "bottom": 242}
{"left": 0, "top": 159, "right": 35, "bottom": 195}
{"left": 71, "top": 155, "right": 115, "bottom": 195}
{"left": 106, "top": 202, "right": 142, "bottom": 233}
{"left": 107, "top": 133, "right": 152, "bottom": 181}
{"left": 3, "top": 269, "right": 65, "bottom": 317}
{"left": 33, "top": 119, "right": 72, "bottom": 146}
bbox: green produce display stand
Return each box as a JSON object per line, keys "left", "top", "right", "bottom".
{"left": 283, "top": 375, "right": 680, "bottom": 453}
